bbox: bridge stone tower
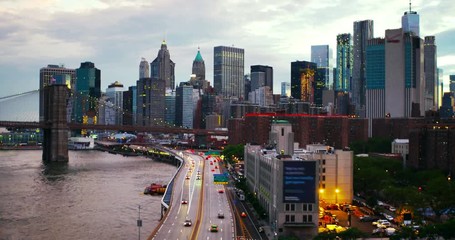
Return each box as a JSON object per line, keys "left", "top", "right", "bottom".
{"left": 42, "top": 84, "right": 69, "bottom": 162}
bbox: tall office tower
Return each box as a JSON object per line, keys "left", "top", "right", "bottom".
{"left": 450, "top": 75, "right": 455, "bottom": 95}
{"left": 281, "top": 82, "right": 291, "bottom": 97}
{"left": 192, "top": 47, "right": 205, "bottom": 81}
{"left": 122, "top": 86, "right": 136, "bottom": 126}
{"left": 365, "top": 38, "right": 386, "bottom": 137}
{"left": 244, "top": 74, "right": 251, "bottom": 101}
{"left": 150, "top": 40, "right": 175, "bottom": 90}
{"left": 39, "top": 64, "right": 76, "bottom": 122}
{"left": 385, "top": 28, "right": 424, "bottom": 118}
{"left": 311, "top": 45, "right": 330, "bottom": 88}
{"left": 164, "top": 89, "right": 175, "bottom": 125}
{"left": 437, "top": 68, "right": 443, "bottom": 107}
{"left": 352, "top": 20, "right": 374, "bottom": 117}
{"left": 402, "top": 1, "right": 420, "bottom": 36}
{"left": 214, "top": 46, "right": 245, "bottom": 98}
{"left": 424, "top": 36, "right": 437, "bottom": 111}
{"left": 175, "top": 84, "right": 194, "bottom": 128}
{"left": 74, "top": 62, "right": 101, "bottom": 123}
{"left": 439, "top": 92, "right": 454, "bottom": 119}
{"left": 335, "top": 34, "right": 352, "bottom": 92}
{"left": 201, "top": 93, "right": 218, "bottom": 129}
{"left": 105, "top": 81, "right": 124, "bottom": 125}
{"left": 290, "top": 61, "right": 321, "bottom": 104}
{"left": 251, "top": 65, "right": 273, "bottom": 92}
{"left": 136, "top": 77, "right": 165, "bottom": 126}
{"left": 139, "top": 58, "right": 149, "bottom": 79}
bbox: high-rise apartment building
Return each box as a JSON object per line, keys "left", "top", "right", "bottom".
{"left": 311, "top": 45, "right": 330, "bottom": 89}
{"left": 335, "top": 34, "right": 352, "bottom": 92}
{"left": 122, "top": 86, "right": 136, "bottom": 126}
{"left": 150, "top": 40, "right": 175, "bottom": 90}
{"left": 424, "top": 36, "right": 437, "bottom": 111}
{"left": 39, "top": 64, "right": 75, "bottom": 122}
{"left": 139, "top": 58, "right": 150, "bottom": 79}
{"left": 105, "top": 81, "right": 124, "bottom": 125}
{"left": 136, "top": 77, "right": 165, "bottom": 126}
{"left": 214, "top": 46, "right": 245, "bottom": 99}
{"left": 74, "top": 62, "right": 101, "bottom": 123}
{"left": 352, "top": 20, "right": 374, "bottom": 117}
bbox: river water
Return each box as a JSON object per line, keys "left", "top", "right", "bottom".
{"left": 0, "top": 150, "right": 176, "bottom": 240}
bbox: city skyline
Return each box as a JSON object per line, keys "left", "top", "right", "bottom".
{"left": 0, "top": 0, "right": 454, "bottom": 98}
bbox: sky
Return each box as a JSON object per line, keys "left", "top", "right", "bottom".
{"left": 0, "top": 0, "right": 454, "bottom": 99}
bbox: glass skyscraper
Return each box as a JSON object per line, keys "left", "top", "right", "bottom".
{"left": 290, "top": 61, "right": 322, "bottom": 104}
{"left": 74, "top": 62, "right": 101, "bottom": 123}
{"left": 335, "top": 34, "right": 352, "bottom": 92}
{"left": 311, "top": 45, "right": 330, "bottom": 89}
{"left": 214, "top": 46, "right": 245, "bottom": 99}
{"left": 352, "top": 20, "right": 374, "bottom": 117}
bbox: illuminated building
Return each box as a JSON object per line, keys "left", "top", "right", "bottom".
{"left": 244, "top": 121, "right": 353, "bottom": 239}
{"left": 136, "top": 77, "right": 165, "bottom": 126}
{"left": 311, "top": 45, "right": 330, "bottom": 89}
{"left": 335, "top": 34, "right": 352, "bottom": 92}
{"left": 74, "top": 62, "right": 101, "bottom": 124}
{"left": 291, "top": 61, "right": 321, "bottom": 104}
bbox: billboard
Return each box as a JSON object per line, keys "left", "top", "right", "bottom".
{"left": 283, "top": 161, "right": 316, "bottom": 203}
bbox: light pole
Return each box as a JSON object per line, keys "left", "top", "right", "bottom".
{"left": 137, "top": 205, "right": 142, "bottom": 240}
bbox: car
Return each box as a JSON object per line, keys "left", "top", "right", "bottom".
{"left": 209, "top": 224, "right": 218, "bottom": 232}
{"left": 210, "top": 162, "right": 213, "bottom": 165}
{"left": 360, "top": 215, "right": 379, "bottom": 222}
{"left": 196, "top": 176, "right": 201, "bottom": 180}
{"left": 211, "top": 169, "right": 215, "bottom": 172}
{"left": 181, "top": 200, "right": 188, "bottom": 204}
{"left": 186, "top": 175, "right": 190, "bottom": 180}
{"left": 372, "top": 227, "right": 384, "bottom": 235}
{"left": 258, "top": 226, "right": 264, "bottom": 233}
{"left": 218, "top": 189, "right": 224, "bottom": 193}
{"left": 218, "top": 212, "right": 224, "bottom": 218}
{"left": 215, "top": 166, "right": 218, "bottom": 169}
{"left": 373, "top": 219, "right": 389, "bottom": 226}
{"left": 183, "top": 219, "right": 192, "bottom": 226}
{"left": 241, "top": 212, "right": 247, "bottom": 218}
{"left": 378, "top": 221, "right": 392, "bottom": 228}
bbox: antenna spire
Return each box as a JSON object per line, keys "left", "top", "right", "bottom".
{"left": 409, "top": 0, "right": 412, "bottom": 12}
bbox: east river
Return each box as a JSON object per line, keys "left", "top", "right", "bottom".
{"left": 0, "top": 150, "right": 176, "bottom": 240}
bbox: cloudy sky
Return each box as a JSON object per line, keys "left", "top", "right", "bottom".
{"left": 0, "top": 0, "right": 454, "bottom": 98}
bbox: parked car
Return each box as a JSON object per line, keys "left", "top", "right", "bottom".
{"left": 373, "top": 219, "right": 389, "bottom": 226}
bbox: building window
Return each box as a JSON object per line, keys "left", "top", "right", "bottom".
{"left": 290, "top": 215, "right": 295, "bottom": 222}
{"left": 322, "top": 183, "right": 325, "bottom": 188}
{"left": 322, "top": 176, "right": 326, "bottom": 181}
{"left": 303, "top": 204, "right": 307, "bottom": 211}
{"left": 285, "top": 215, "right": 290, "bottom": 222}
{"left": 291, "top": 204, "right": 295, "bottom": 211}
{"left": 281, "top": 128, "right": 284, "bottom": 136}
{"left": 322, "top": 159, "right": 326, "bottom": 165}
{"left": 322, "top": 168, "right": 326, "bottom": 173}
{"left": 308, "top": 204, "right": 313, "bottom": 211}
{"left": 285, "top": 204, "right": 289, "bottom": 211}
{"left": 303, "top": 214, "right": 313, "bottom": 223}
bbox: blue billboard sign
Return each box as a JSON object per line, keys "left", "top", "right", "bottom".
{"left": 283, "top": 161, "right": 316, "bottom": 203}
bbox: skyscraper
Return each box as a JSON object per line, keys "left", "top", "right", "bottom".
{"left": 150, "top": 40, "right": 175, "bottom": 90}
{"left": 291, "top": 61, "right": 320, "bottom": 104}
{"left": 105, "top": 81, "right": 124, "bottom": 125}
{"left": 250, "top": 65, "right": 273, "bottom": 92}
{"left": 352, "top": 20, "right": 374, "bottom": 117}
{"left": 74, "top": 62, "right": 101, "bottom": 123}
{"left": 402, "top": 2, "right": 420, "bottom": 36}
{"left": 136, "top": 77, "right": 165, "bottom": 126}
{"left": 214, "top": 46, "right": 245, "bottom": 99}
{"left": 424, "top": 36, "right": 437, "bottom": 111}
{"left": 311, "top": 45, "right": 330, "bottom": 89}
{"left": 39, "top": 64, "right": 75, "bottom": 122}
{"left": 139, "top": 58, "right": 150, "bottom": 79}
{"left": 175, "top": 84, "right": 194, "bottom": 128}
{"left": 450, "top": 75, "right": 455, "bottom": 95}
{"left": 192, "top": 47, "right": 205, "bottom": 81}
{"left": 281, "top": 82, "right": 291, "bottom": 97}
{"left": 335, "top": 34, "right": 352, "bottom": 92}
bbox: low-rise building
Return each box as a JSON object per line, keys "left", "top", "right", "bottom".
{"left": 244, "top": 120, "right": 353, "bottom": 239}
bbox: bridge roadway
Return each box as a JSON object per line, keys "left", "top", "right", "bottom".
{"left": 149, "top": 151, "right": 234, "bottom": 240}
{"left": 0, "top": 121, "right": 228, "bottom": 136}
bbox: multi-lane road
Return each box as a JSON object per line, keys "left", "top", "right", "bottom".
{"left": 150, "top": 151, "right": 234, "bottom": 240}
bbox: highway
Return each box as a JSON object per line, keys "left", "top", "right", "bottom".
{"left": 150, "top": 151, "right": 234, "bottom": 240}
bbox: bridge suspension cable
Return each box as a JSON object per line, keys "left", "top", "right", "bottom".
{"left": 0, "top": 90, "right": 39, "bottom": 101}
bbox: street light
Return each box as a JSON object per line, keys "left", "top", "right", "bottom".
{"left": 335, "top": 188, "right": 339, "bottom": 204}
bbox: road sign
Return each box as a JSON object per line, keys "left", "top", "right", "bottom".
{"left": 213, "top": 173, "right": 228, "bottom": 184}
